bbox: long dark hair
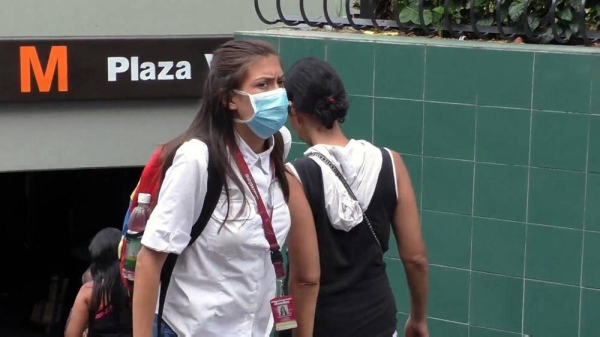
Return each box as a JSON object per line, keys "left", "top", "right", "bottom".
{"left": 88, "top": 227, "right": 129, "bottom": 328}
{"left": 160, "top": 40, "right": 290, "bottom": 219}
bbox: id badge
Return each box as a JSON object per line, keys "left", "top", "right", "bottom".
{"left": 270, "top": 295, "right": 297, "bottom": 331}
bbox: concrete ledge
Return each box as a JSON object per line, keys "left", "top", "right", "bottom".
{"left": 237, "top": 28, "right": 600, "bottom": 55}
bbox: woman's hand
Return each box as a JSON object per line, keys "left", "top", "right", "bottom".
{"left": 404, "top": 316, "right": 429, "bottom": 337}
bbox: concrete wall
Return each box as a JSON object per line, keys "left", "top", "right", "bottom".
{"left": 0, "top": 0, "right": 323, "bottom": 171}
{"left": 238, "top": 30, "right": 600, "bottom": 337}
{"left": 1, "top": 0, "right": 326, "bottom": 36}
{"left": 0, "top": 100, "right": 199, "bottom": 172}
{"left": 3, "top": 0, "right": 273, "bottom": 36}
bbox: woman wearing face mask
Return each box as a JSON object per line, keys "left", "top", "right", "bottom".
{"left": 284, "top": 57, "right": 429, "bottom": 337}
{"left": 132, "top": 40, "right": 319, "bottom": 337}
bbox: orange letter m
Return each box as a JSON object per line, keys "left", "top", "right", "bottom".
{"left": 20, "top": 46, "right": 68, "bottom": 93}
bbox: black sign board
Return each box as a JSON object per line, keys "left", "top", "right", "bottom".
{"left": 0, "top": 35, "right": 231, "bottom": 103}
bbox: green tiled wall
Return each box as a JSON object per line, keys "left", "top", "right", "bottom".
{"left": 237, "top": 30, "right": 600, "bottom": 337}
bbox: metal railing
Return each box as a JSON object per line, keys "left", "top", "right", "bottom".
{"left": 254, "top": 0, "right": 600, "bottom": 44}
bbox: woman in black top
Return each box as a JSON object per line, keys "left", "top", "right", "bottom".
{"left": 284, "top": 57, "right": 430, "bottom": 337}
{"left": 65, "top": 228, "right": 132, "bottom": 337}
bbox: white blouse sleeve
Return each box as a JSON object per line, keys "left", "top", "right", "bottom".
{"left": 141, "top": 139, "right": 209, "bottom": 255}
{"left": 279, "top": 126, "right": 292, "bottom": 159}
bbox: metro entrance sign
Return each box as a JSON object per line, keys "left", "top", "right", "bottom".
{"left": 0, "top": 35, "right": 231, "bottom": 103}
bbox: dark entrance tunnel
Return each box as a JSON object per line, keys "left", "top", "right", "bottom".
{"left": 0, "top": 167, "right": 141, "bottom": 337}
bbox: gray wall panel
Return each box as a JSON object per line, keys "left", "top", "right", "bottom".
{"left": 0, "top": 100, "right": 199, "bottom": 171}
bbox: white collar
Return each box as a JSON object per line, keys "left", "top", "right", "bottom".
{"left": 234, "top": 132, "right": 275, "bottom": 173}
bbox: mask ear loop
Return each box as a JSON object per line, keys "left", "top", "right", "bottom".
{"left": 232, "top": 91, "right": 257, "bottom": 123}
{"left": 232, "top": 89, "right": 250, "bottom": 97}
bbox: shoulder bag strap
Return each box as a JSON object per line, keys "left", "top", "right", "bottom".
{"left": 156, "top": 153, "right": 223, "bottom": 336}
{"left": 306, "top": 152, "right": 382, "bottom": 251}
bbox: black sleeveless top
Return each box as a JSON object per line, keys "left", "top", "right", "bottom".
{"left": 88, "top": 304, "right": 132, "bottom": 337}
{"left": 290, "top": 147, "right": 398, "bottom": 337}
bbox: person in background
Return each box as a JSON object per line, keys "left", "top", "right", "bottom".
{"left": 65, "top": 227, "right": 132, "bottom": 337}
{"left": 284, "top": 57, "right": 429, "bottom": 337}
{"left": 82, "top": 267, "right": 92, "bottom": 284}
{"left": 78, "top": 267, "right": 92, "bottom": 337}
{"left": 132, "top": 40, "right": 319, "bottom": 337}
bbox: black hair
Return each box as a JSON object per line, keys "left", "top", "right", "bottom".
{"left": 284, "top": 57, "right": 350, "bottom": 129}
{"left": 88, "top": 227, "right": 129, "bottom": 328}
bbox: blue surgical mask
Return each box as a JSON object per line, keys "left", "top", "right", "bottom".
{"left": 233, "top": 88, "right": 289, "bottom": 139}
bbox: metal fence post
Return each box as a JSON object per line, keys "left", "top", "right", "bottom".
{"left": 359, "top": 0, "right": 375, "bottom": 18}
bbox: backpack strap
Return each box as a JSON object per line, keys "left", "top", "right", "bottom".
{"left": 156, "top": 153, "right": 223, "bottom": 336}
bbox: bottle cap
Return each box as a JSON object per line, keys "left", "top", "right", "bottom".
{"left": 138, "top": 193, "right": 151, "bottom": 205}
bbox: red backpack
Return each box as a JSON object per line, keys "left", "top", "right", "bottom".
{"left": 118, "top": 145, "right": 223, "bottom": 334}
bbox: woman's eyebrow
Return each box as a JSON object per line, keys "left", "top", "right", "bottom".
{"left": 253, "top": 75, "right": 285, "bottom": 82}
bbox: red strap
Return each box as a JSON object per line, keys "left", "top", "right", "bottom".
{"left": 232, "top": 143, "right": 285, "bottom": 279}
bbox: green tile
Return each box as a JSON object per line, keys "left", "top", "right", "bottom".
{"left": 476, "top": 107, "right": 530, "bottom": 165}
{"left": 470, "top": 272, "right": 523, "bottom": 332}
{"left": 533, "top": 52, "right": 592, "bottom": 114}
{"left": 286, "top": 143, "right": 308, "bottom": 161}
{"left": 326, "top": 41, "right": 374, "bottom": 96}
{"left": 428, "top": 266, "right": 470, "bottom": 323}
{"left": 344, "top": 95, "right": 373, "bottom": 141}
{"left": 422, "top": 158, "right": 474, "bottom": 215}
{"left": 528, "top": 168, "right": 586, "bottom": 229}
{"left": 428, "top": 318, "right": 468, "bottom": 337}
{"left": 474, "top": 163, "right": 528, "bottom": 222}
{"left": 531, "top": 111, "right": 589, "bottom": 171}
{"left": 586, "top": 173, "right": 600, "bottom": 231}
{"left": 580, "top": 288, "right": 600, "bottom": 337}
{"left": 235, "top": 35, "right": 280, "bottom": 52}
{"left": 583, "top": 231, "right": 600, "bottom": 288}
{"left": 588, "top": 55, "right": 600, "bottom": 115}
{"left": 284, "top": 119, "right": 301, "bottom": 143}
{"left": 472, "top": 218, "right": 526, "bottom": 277}
{"left": 422, "top": 211, "right": 472, "bottom": 268}
{"left": 279, "top": 38, "right": 326, "bottom": 72}
{"left": 396, "top": 312, "right": 409, "bottom": 332}
{"left": 525, "top": 224, "right": 582, "bottom": 285}
{"left": 590, "top": 116, "right": 600, "bottom": 173}
{"left": 374, "top": 43, "right": 424, "bottom": 100}
{"left": 524, "top": 280, "right": 580, "bottom": 337}
{"left": 470, "top": 327, "right": 521, "bottom": 337}
{"left": 386, "top": 257, "right": 410, "bottom": 313}
{"left": 374, "top": 98, "right": 423, "bottom": 155}
{"left": 401, "top": 154, "right": 422, "bottom": 209}
{"left": 425, "top": 47, "right": 476, "bottom": 104}
{"left": 423, "top": 102, "right": 476, "bottom": 160}
{"left": 386, "top": 233, "right": 400, "bottom": 259}
{"left": 476, "top": 50, "right": 534, "bottom": 109}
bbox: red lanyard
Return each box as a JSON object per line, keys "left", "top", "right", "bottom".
{"left": 232, "top": 143, "right": 285, "bottom": 279}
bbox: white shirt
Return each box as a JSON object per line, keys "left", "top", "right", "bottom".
{"left": 286, "top": 139, "right": 397, "bottom": 232}
{"left": 141, "top": 127, "right": 292, "bottom": 337}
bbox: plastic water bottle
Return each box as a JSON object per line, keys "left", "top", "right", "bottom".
{"left": 123, "top": 193, "right": 152, "bottom": 281}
